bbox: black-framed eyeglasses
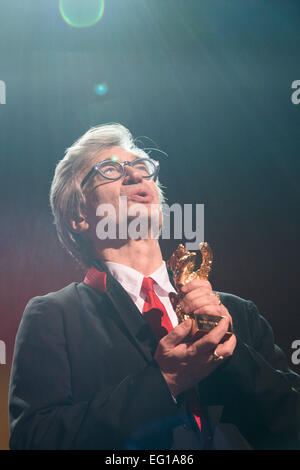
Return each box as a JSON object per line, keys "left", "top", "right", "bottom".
{"left": 81, "top": 157, "right": 160, "bottom": 188}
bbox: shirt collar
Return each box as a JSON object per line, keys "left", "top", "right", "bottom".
{"left": 104, "top": 260, "right": 176, "bottom": 301}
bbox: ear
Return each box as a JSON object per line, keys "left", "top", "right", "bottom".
{"left": 71, "top": 215, "right": 90, "bottom": 234}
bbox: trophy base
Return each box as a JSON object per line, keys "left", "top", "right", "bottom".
{"left": 182, "top": 313, "right": 232, "bottom": 341}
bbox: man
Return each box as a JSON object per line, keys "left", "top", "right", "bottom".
{"left": 9, "top": 123, "right": 300, "bottom": 450}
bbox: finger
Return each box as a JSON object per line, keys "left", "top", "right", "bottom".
{"left": 219, "top": 304, "right": 233, "bottom": 326}
{"left": 181, "top": 289, "right": 213, "bottom": 304}
{"left": 214, "top": 333, "right": 237, "bottom": 358}
{"left": 180, "top": 291, "right": 219, "bottom": 312}
{"left": 193, "top": 304, "right": 224, "bottom": 317}
{"left": 181, "top": 279, "right": 212, "bottom": 294}
{"left": 219, "top": 303, "right": 232, "bottom": 314}
{"left": 194, "top": 316, "right": 231, "bottom": 353}
{"left": 160, "top": 319, "right": 193, "bottom": 349}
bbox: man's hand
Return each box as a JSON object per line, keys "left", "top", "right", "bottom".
{"left": 180, "top": 279, "right": 233, "bottom": 328}
{"left": 154, "top": 280, "right": 236, "bottom": 397}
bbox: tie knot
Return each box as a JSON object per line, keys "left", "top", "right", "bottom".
{"left": 141, "top": 277, "right": 155, "bottom": 294}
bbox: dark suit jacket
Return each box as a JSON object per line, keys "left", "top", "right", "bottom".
{"left": 8, "top": 262, "right": 300, "bottom": 450}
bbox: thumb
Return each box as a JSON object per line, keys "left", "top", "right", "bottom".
{"left": 162, "top": 319, "right": 193, "bottom": 348}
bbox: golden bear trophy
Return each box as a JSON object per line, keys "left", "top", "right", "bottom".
{"left": 167, "top": 242, "right": 232, "bottom": 338}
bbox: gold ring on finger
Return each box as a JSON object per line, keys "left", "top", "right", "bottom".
{"left": 213, "top": 349, "right": 224, "bottom": 361}
{"left": 215, "top": 293, "right": 221, "bottom": 305}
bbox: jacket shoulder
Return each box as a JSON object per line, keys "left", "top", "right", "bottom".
{"left": 22, "top": 282, "right": 80, "bottom": 317}
{"left": 12, "top": 284, "right": 82, "bottom": 366}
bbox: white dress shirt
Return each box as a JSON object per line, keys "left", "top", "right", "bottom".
{"left": 105, "top": 261, "right": 179, "bottom": 328}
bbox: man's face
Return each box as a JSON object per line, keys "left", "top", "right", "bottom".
{"left": 80, "top": 146, "right": 162, "bottom": 240}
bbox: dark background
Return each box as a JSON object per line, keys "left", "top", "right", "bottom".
{"left": 0, "top": 0, "right": 300, "bottom": 449}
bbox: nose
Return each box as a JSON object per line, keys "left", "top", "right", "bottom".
{"left": 122, "top": 164, "right": 144, "bottom": 185}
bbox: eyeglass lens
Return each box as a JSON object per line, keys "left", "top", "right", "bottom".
{"left": 98, "top": 159, "right": 155, "bottom": 180}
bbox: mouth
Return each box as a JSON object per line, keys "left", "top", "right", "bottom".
{"left": 125, "top": 188, "right": 154, "bottom": 203}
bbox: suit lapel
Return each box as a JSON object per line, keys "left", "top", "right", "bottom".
{"left": 90, "top": 259, "right": 159, "bottom": 363}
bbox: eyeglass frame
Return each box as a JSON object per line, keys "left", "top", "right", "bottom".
{"left": 80, "top": 157, "right": 160, "bottom": 188}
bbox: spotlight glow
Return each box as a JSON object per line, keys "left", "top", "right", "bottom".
{"left": 94, "top": 83, "right": 108, "bottom": 96}
{"left": 59, "top": 0, "right": 105, "bottom": 28}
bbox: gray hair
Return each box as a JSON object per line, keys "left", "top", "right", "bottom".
{"left": 49, "top": 123, "right": 165, "bottom": 268}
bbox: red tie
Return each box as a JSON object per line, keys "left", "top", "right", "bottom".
{"left": 141, "top": 277, "right": 174, "bottom": 340}
{"left": 141, "top": 277, "right": 204, "bottom": 434}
